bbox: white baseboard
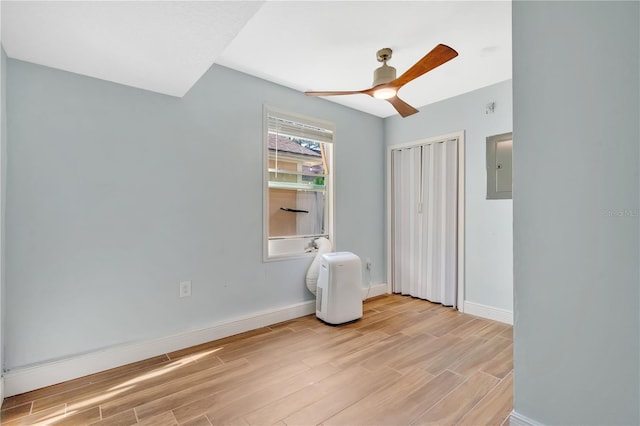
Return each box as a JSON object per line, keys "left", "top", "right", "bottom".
{"left": 4, "top": 300, "right": 316, "bottom": 397}
{"left": 463, "top": 301, "right": 513, "bottom": 325}
{"left": 362, "top": 283, "right": 388, "bottom": 300}
{"left": 510, "top": 410, "right": 544, "bottom": 426}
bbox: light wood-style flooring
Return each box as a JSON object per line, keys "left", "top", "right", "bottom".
{"left": 1, "top": 294, "right": 513, "bottom": 425}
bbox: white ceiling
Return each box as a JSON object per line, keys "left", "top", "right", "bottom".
{"left": 1, "top": 1, "right": 512, "bottom": 118}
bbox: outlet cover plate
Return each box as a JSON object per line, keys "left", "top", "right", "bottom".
{"left": 179, "top": 281, "right": 192, "bottom": 298}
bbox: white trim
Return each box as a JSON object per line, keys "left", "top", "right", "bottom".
{"left": 3, "top": 300, "right": 316, "bottom": 397}
{"left": 463, "top": 301, "right": 513, "bottom": 325}
{"left": 510, "top": 410, "right": 545, "bottom": 426}
{"left": 386, "top": 131, "right": 465, "bottom": 310}
{"left": 456, "top": 133, "right": 465, "bottom": 311}
{"left": 362, "top": 283, "right": 388, "bottom": 300}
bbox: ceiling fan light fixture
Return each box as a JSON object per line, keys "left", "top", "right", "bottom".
{"left": 373, "top": 87, "right": 397, "bottom": 100}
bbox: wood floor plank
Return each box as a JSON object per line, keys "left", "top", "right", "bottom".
{"left": 100, "top": 357, "right": 250, "bottom": 419}
{"left": 482, "top": 343, "right": 514, "bottom": 379}
{"left": 360, "top": 332, "right": 438, "bottom": 372}
{"left": 365, "top": 310, "right": 422, "bottom": 335}
{"left": 136, "top": 410, "right": 177, "bottom": 426}
{"left": 244, "top": 329, "right": 364, "bottom": 368}
{"left": 54, "top": 406, "right": 101, "bottom": 426}
{"left": 202, "top": 363, "right": 341, "bottom": 425}
{"left": 450, "top": 336, "right": 512, "bottom": 377}
{"left": 448, "top": 317, "right": 493, "bottom": 338}
{"left": 412, "top": 371, "right": 500, "bottom": 425}
{"left": 422, "top": 335, "right": 489, "bottom": 375}
{"left": 183, "top": 359, "right": 313, "bottom": 416}
{"left": 301, "top": 330, "right": 386, "bottom": 367}
{"left": 339, "top": 308, "right": 400, "bottom": 331}
{"left": 330, "top": 333, "right": 412, "bottom": 369}
{"left": 323, "top": 369, "right": 465, "bottom": 426}
{"left": 283, "top": 366, "right": 401, "bottom": 425}
{"left": 168, "top": 394, "right": 220, "bottom": 424}
{"left": 499, "top": 327, "right": 514, "bottom": 340}
{"left": 0, "top": 401, "right": 32, "bottom": 423}
{"left": 429, "top": 313, "right": 477, "bottom": 337}
{"left": 457, "top": 372, "right": 514, "bottom": 426}
{"left": 391, "top": 334, "right": 462, "bottom": 373}
{"left": 243, "top": 366, "right": 380, "bottom": 426}
{"left": 180, "top": 415, "right": 213, "bottom": 426}
{"left": 1, "top": 404, "right": 66, "bottom": 426}
{"left": 136, "top": 361, "right": 310, "bottom": 422}
{"left": 475, "top": 321, "right": 511, "bottom": 340}
{"left": 89, "top": 409, "right": 137, "bottom": 426}
{"left": 321, "top": 368, "right": 434, "bottom": 425}
{"left": 400, "top": 308, "right": 460, "bottom": 336}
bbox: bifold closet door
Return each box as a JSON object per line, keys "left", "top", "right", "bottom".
{"left": 391, "top": 139, "right": 458, "bottom": 307}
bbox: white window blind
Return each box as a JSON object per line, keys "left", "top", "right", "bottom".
{"left": 267, "top": 112, "right": 334, "bottom": 144}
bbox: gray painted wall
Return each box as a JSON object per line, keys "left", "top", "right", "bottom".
{"left": 385, "top": 80, "right": 513, "bottom": 313}
{"left": 1, "top": 47, "right": 6, "bottom": 390}
{"left": 513, "top": 1, "right": 639, "bottom": 424}
{"left": 5, "top": 60, "right": 384, "bottom": 369}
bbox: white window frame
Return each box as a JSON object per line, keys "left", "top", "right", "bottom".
{"left": 263, "top": 106, "right": 335, "bottom": 261}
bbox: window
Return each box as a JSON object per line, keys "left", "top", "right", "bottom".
{"left": 486, "top": 132, "right": 513, "bottom": 199}
{"left": 264, "top": 107, "right": 334, "bottom": 259}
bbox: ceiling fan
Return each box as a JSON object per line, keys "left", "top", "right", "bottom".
{"left": 305, "top": 44, "right": 458, "bottom": 118}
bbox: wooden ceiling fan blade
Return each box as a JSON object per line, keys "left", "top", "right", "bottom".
{"left": 387, "top": 96, "right": 419, "bottom": 118}
{"left": 305, "top": 89, "right": 369, "bottom": 97}
{"left": 392, "top": 44, "right": 458, "bottom": 88}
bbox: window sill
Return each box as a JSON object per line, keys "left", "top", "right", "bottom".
{"left": 264, "top": 251, "right": 316, "bottom": 263}
{"left": 265, "top": 236, "right": 324, "bottom": 262}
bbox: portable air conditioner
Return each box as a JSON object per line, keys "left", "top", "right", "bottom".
{"left": 316, "top": 252, "right": 363, "bottom": 325}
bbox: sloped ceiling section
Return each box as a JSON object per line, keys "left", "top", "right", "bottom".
{"left": 1, "top": 1, "right": 265, "bottom": 97}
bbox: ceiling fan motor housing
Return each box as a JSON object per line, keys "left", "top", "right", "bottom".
{"left": 373, "top": 63, "right": 397, "bottom": 86}
{"left": 372, "top": 48, "right": 396, "bottom": 86}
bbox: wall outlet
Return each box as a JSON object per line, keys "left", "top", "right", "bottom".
{"left": 179, "top": 281, "right": 192, "bottom": 298}
{"left": 365, "top": 258, "right": 372, "bottom": 270}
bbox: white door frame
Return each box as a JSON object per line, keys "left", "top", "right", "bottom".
{"left": 386, "top": 131, "right": 466, "bottom": 311}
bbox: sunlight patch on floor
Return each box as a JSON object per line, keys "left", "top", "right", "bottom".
{"left": 109, "top": 348, "right": 222, "bottom": 391}
{"left": 65, "top": 385, "right": 135, "bottom": 413}
{"left": 24, "top": 406, "right": 66, "bottom": 426}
